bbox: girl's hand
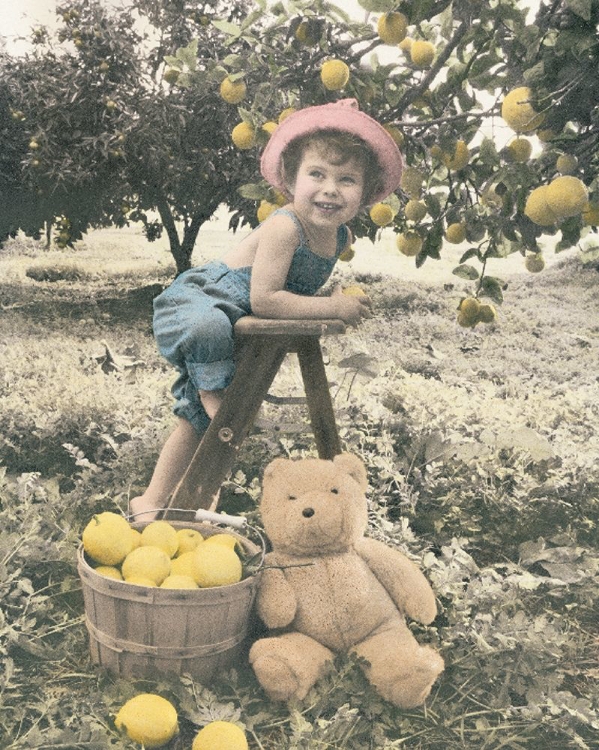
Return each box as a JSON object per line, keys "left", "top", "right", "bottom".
{"left": 331, "top": 285, "right": 372, "bottom": 326}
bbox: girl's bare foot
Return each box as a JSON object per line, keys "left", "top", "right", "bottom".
{"left": 199, "top": 388, "right": 225, "bottom": 419}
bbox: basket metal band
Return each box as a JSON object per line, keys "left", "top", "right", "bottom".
{"left": 84, "top": 616, "right": 247, "bottom": 658}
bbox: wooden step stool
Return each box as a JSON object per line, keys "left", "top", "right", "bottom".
{"left": 166, "top": 316, "right": 346, "bottom": 511}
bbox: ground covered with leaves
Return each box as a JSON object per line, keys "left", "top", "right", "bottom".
{"left": 0, "top": 232, "right": 598, "bottom": 748}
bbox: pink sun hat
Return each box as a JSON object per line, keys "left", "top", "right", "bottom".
{"left": 260, "top": 99, "right": 403, "bottom": 205}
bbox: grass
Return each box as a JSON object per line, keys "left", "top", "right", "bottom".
{"left": 0, "top": 226, "right": 598, "bottom": 749}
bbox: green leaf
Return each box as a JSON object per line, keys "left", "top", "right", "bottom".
{"left": 566, "top": 0, "right": 592, "bottom": 20}
{"left": 479, "top": 275, "right": 505, "bottom": 304}
{"left": 357, "top": 0, "right": 397, "bottom": 11}
{"left": 238, "top": 183, "right": 268, "bottom": 200}
{"left": 175, "top": 39, "right": 198, "bottom": 71}
{"left": 452, "top": 263, "right": 480, "bottom": 280}
{"left": 212, "top": 20, "right": 243, "bottom": 38}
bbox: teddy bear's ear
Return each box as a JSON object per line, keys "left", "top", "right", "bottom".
{"left": 263, "top": 457, "right": 290, "bottom": 484}
{"left": 333, "top": 453, "right": 368, "bottom": 491}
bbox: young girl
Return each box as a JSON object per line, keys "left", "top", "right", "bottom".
{"left": 130, "top": 98, "right": 403, "bottom": 518}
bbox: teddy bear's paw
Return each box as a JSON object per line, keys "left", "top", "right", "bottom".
{"left": 385, "top": 648, "right": 444, "bottom": 709}
{"left": 251, "top": 653, "right": 302, "bottom": 702}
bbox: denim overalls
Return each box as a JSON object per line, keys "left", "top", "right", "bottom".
{"left": 152, "top": 209, "right": 349, "bottom": 433}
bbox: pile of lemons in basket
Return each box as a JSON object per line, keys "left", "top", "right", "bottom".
{"left": 82, "top": 512, "right": 244, "bottom": 588}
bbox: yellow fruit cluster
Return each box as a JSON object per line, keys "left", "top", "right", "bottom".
{"left": 524, "top": 175, "right": 588, "bottom": 226}
{"left": 115, "top": 694, "right": 248, "bottom": 750}
{"left": 457, "top": 297, "right": 496, "bottom": 328}
{"left": 82, "top": 513, "right": 244, "bottom": 588}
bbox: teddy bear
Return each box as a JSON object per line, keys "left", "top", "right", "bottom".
{"left": 249, "top": 453, "right": 444, "bottom": 709}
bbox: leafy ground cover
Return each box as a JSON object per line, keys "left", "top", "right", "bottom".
{"left": 0, "top": 228, "right": 598, "bottom": 748}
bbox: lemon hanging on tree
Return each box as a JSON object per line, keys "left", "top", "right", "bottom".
{"left": 369, "top": 202, "right": 395, "bottom": 227}
{"left": 410, "top": 40, "right": 435, "bottom": 67}
{"left": 231, "top": 122, "right": 256, "bottom": 150}
{"left": 396, "top": 231, "right": 423, "bottom": 257}
{"left": 377, "top": 12, "right": 408, "bottom": 44}
{"left": 320, "top": 59, "right": 350, "bottom": 90}
{"left": 546, "top": 175, "right": 588, "bottom": 218}
{"left": 524, "top": 185, "right": 558, "bottom": 226}
{"left": 501, "top": 86, "right": 545, "bottom": 132}
{"left": 219, "top": 76, "right": 246, "bottom": 104}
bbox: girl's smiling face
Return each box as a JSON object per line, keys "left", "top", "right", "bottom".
{"left": 286, "top": 144, "right": 365, "bottom": 229}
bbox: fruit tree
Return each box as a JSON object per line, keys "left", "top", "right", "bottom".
{"left": 2, "top": 0, "right": 598, "bottom": 301}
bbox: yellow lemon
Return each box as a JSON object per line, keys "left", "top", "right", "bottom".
{"left": 400, "top": 166, "right": 424, "bottom": 197}
{"left": 507, "top": 137, "right": 532, "bottom": 163}
{"left": 219, "top": 77, "right": 246, "bottom": 104}
{"left": 231, "top": 122, "right": 256, "bottom": 149}
{"left": 399, "top": 37, "right": 413, "bottom": 53}
{"left": 192, "top": 544, "right": 242, "bottom": 587}
{"left": 501, "top": 86, "right": 544, "bottom": 133}
{"left": 445, "top": 222, "right": 467, "bottom": 244}
{"left": 383, "top": 125, "right": 404, "bottom": 147}
{"left": 338, "top": 246, "right": 355, "bottom": 262}
{"left": 122, "top": 546, "right": 171, "bottom": 585}
{"left": 582, "top": 201, "right": 599, "bottom": 226}
{"left": 477, "top": 303, "right": 497, "bottom": 324}
{"left": 82, "top": 512, "right": 133, "bottom": 566}
{"left": 546, "top": 175, "right": 588, "bottom": 218}
{"left": 278, "top": 107, "right": 296, "bottom": 123}
{"left": 272, "top": 189, "right": 288, "bottom": 206}
{"left": 396, "top": 231, "right": 423, "bottom": 257}
{"left": 160, "top": 574, "right": 198, "bottom": 589}
{"left": 141, "top": 520, "right": 179, "bottom": 558}
{"left": 295, "top": 20, "right": 316, "bottom": 45}
{"left": 170, "top": 551, "right": 197, "bottom": 577}
{"left": 525, "top": 252, "right": 545, "bottom": 273}
{"left": 556, "top": 153, "right": 578, "bottom": 175}
{"left": 320, "top": 59, "right": 350, "bottom": 91}
{"left": 410, "top": 40, "right": 435, "bottom": 68}
{"left": 176, "top": 528, "right": 204, "bottom": 555}
{"left": 342, "top": 285, "right": 367, "bottom": 297}
{"left": 115, "top": 694, "right": 179, "bottom": 748}
{"left": 369, "top": 203, "right": 395, "bottom": 227}
{"left": 442, "top": 140, "right": 469, "bottom": 170}
{"left": 203, "top": 533, "right": 240, "bottom": 551}
{"left": 262, "top": 121, "right": 278, "bottom": 136}
{"left": 524, "top": 185, "right": 558, "bottom": 226}
{"left": 377, "top": 12, "right": 408, "bottom": 44}
{"left": 124, "top": 574, "right": 157, "bottom": 587}
{"left": 457, "top": 297, "right": 481, "bottom": 327}
{"left": 192, "top": 721, "right": 248, "bottom": 750}
{"left": 130, "top": 528, "right": 142, "bottom": 550}
{"left": 94, "top": 565, "right": 123, "bottom": 580}
{"left": 404, "top": 199, "right": 427, "bottom": 222}
{"left": 257, "top": 200, "right": 277, "bottom": 223}
{"left": 537, "top": 128, "right": 557, "bottom": 143}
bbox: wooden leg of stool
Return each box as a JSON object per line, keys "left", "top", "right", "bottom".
{"left": 166, "top": 337, "right": 287, "bottom": 511}
{"left": 297, "top": 337, "right": 342, "bottom": 460}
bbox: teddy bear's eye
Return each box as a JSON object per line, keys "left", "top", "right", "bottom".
{"left": 330, "top": 488, "right": 339, "bottom": 495}
{"left": 288, "top": 494, "right": 297, "bottom": 501}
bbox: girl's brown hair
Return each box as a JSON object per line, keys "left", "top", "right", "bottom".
{"left": 281, "top": 129, "right": 384, "bottom": 206}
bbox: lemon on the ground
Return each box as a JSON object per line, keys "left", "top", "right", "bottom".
{"left": 396, "top": 231, "right": 423, "bottom": 257}
{"left": 524, "top": 185, "right": 557, "bottom": 226}
{"left": 478, "top": 304, "right": 497, "bottom": 324}
{"left": 525, "top": 252, "right": 545, "bottom": 273}
{"left": 507, "top": 137, "right": 532, "bottom": 163}
{"left": 582, "top": 201, "right": 599, "bottom": 226}
{"left": 410, "top": 40, "right": 435, "bottom": 67}
{"left": 404, "top": 199, "right": 427, "bottom": 222}
{"left": 257, "top": 200, "right": 277, "bottom": 223}
{"left": 278, "top": 107, "right": 296, "bottom": 123}
{"left": 320, "top": 59, "right": 350, "bottom": 90}
{"left": 400, "top": 166, "right": 424, "bottom": 197}
{"left": 122, "top": 546, "right": 171, "bottom": 585}
{"left": 369, "top": 202, "right": 395, "bottom": 227}
{"left": 192, "top": 720, "right": 248, "bottom": 750}
{"left": 338, "top": 246, "right": 355, "bottom": 262}
{"left": 192, "top": 544, "right": 242, "bottom": 587}
{"left": 170, "top": 551, "right": 197, "bottom": 578}
{"left": 342, "top": 285, "right": 367, "bottom": 297}
{"left": 219, "top": 77, "right": 246, "bottom": 104}
{"left": 556, "top": 153, "right": 578, "bottom": 175}
{"left": 501, "top": 86, "right": 544, "bottom": 133}
{"left": 94, "top": 565, "right": 123, "bottom": 580}
{"left": 546, "top": 175, "right": 588, "bottom": 218}
{"left": 377, "top": 12, "right": 408, "bottom": 44}
{"left": 141, "top": 520, "right": 179, "bottom": 558}
{"left": 160, "top": 574, "right": 198, "bottom": 589}
{"left": 231, "top": 122, "right": 256, "bottom": 150}
{"left": 203, "top": 533, "right": 240, "bottom": 550}
{"left": 82, "top": 512, "right": 133, "bottom": 566}
{"left": 176, "top": 528, "right": 204, "bottom": 555}
{"left": 442, "top": 140, "right": 469, "bottom": 170}
{"left": 445, "top": 222, "right": 467, "bottom": 244}
{"left": 383, "top": 125, "right": 404, "bottom": 147}
{"left": 115, "top": 693, "right": 179, "bottom": 748}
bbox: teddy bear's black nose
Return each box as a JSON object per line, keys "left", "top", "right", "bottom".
{"left": 302, "top": 507, "right": 315, "bottom": 518}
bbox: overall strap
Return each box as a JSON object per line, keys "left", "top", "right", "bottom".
{"left": 273, "top": 208, "right": 308, "bottom": 246}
